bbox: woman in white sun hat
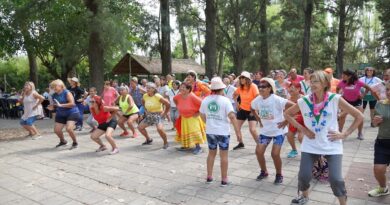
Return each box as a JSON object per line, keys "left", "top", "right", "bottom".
{"left": 232, "top": 71, "right": 260, "bottom": 150}
{"left": 200, "top": 77, "right": 242, "bottom": 186}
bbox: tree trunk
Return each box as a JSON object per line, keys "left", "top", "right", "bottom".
{"left": 27, "top": 49, "right": 38, "bottom": 85}
{"left": 174, "top": 0, "right": 189, "bottom": 59}
{"left": 336, "top": 0, "right": 346, "bottom": 78}
{"left": 233, "top": 0, "right": 243, "bottom": 73}
{"left": 301, "top": 0, "right": 313, "bottom": 73}
{"left": 259, "top": 0, "right": 269, "bottom": 75}
{"left": 218, "top": 51, "right": 224, "bottom": 76}
{"left": 85, "top": 0, "right": 104, "bottom": 93}
{"left": 205, "top": 0, "right": 217, "bottom": 78}
{"left": 197, "top": 26, "right": 203, "bottom": 65}
{"left": 160, "top": 0, "right": 172, "bottom": 75}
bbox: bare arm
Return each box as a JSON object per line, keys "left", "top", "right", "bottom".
{"left": 284, "top": 104, "right": 315, "bottom": 138}
{"left": 200, "top": 113, "right": 206, "bottom": 123}
{"left": 159, "top": 97, "right": 170, "bottom": 116}
{"left": 32, "top": 92, "right": 45, "bottom": 109}
{"left": 251, "top": 108, "right": 263, "bottom": 127}
{"left": 278, "top": 100, "right": 295, "bottom": 128}
{"left": 329, "top": 97, "right": 363, "bottom": 140}
{"left": 103, "top": 106, "right": 120, "bottom": 112}
{"left": 228, "top": 112, "right": 242, "bottom": 140}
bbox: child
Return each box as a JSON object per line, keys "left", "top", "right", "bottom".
{"left": 286, "top": 82, "right": 304, "bottom": 158}
{"left": 166, "top": 80, "right": 181, "bottom": 130}
{"left": 251, "top": 78, "right": 294, "bottom": 184}
{"left": 200, "top": 77, "right": 242, "bottom": 186}
{"left": 83, "top": 87, "right": 98, "bottom": 133}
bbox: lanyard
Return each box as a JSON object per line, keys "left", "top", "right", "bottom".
{"left": 224, "top": 86, "right": 230, "bottom": 94}
{"left": 302, "top": 81, "right": 310, "bottom": 94}
{"left": 365, "top": 77, "right": 374, "bottom": 85}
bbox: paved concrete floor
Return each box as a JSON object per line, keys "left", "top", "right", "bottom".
{"left": 0, "top": 112, "right": 389, "bottom": 205}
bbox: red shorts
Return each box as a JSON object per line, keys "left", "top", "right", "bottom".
{"left": 288, "top": 113, "right": 305, "bottom": 133}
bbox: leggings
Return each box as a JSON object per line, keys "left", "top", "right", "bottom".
{"left": 298, "top": 152, "right": 346, "bottom": 197}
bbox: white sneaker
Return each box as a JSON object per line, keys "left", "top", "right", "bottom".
{"left": 110, "top": 148, "right": 119, "bottom": 155}
{"left": 31, "top": 135, "right": 42, "bottom": 140}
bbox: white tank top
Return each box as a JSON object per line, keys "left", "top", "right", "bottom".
{"left": 21, "top": 91, "right": 43, "bottom": 120}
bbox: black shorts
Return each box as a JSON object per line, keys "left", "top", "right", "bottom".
{"left": 123, "top": 112, "right": 139, "bottom": 119}
{"left": 363, "top": 100, "right": 377, "bottom": 109}
{"left": 374, "top": 139, "right": 390, "bottom": 165}
{"left": 55, "top": 113, "right": 79, "bottom": 124}
{"left": 236, "top": 109, "right": 257, "bottom": 121}
{"left": 97, "top": 119, "right": 118, "bottom": 131}
{"left": 346, "top": 99, "right": 362, "bottom": 107}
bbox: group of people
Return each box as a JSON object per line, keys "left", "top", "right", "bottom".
{"left": 16, "top": 66, "right": 390, "bottom": 205}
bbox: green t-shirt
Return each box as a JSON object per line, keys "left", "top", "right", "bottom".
{"left": 375, "top": 101, "right": 390, "bottom": 139}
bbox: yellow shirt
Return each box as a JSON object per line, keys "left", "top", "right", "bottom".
{"left": 167, "top": 80, "right": 173, "bottom": 89}
{"left": 143, "top": 93, "right": 163, "bottom": 112}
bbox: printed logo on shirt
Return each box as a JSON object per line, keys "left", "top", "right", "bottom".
{"left": 259, "top": 105, "right": 274, "bottom": 120}
{"left": 345, "top": 85, "right": 356, "bottom": 90}
{"left": 207, "top": 101, "right": 220, "bottom": 113}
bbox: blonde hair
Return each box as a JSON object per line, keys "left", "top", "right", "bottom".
{"left": 310, "top": 71, "right": 331, "bottom": 92}
{"left": 24, "top": 81, "right": 36, "bottom": 91}
{"left": 50, "top": 79, "right": 66, "bottom": 89}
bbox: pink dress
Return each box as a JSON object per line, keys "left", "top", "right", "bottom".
{"left": 102, "top": 87, "right": 118, "bottom": 106}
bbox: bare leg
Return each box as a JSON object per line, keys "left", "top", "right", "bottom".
{"left": 104, "top": 127, "right": 117, "bottom": 150}
{"left": 220, "top": 150, "right": 229, "bottom": 181}
{"left": 255, "top": 143, "right": 268, "bottom": 172}
{"left": 287, "top": 131, "right": 297, "bottom": 151}
{"left": 22, "top": 125, "right": 33, "bottom": 135}
{"left": 90, "top": 129, "right": 106, "bottom": 147}
{"left": 373, "top": 164, "right": 388, "bottom": 188}
{"left": 138, "top": 122, "right": 150, "bottom": 141}
{"left": 248, "top": 121, "right": 259, "bottom": 143}
{"left": 127, "top": 114, "right": 139, "bottom": 135}
{"left": 118, "top": 116, "right": 128, "bottom": 132}
{"left": 271, "top": 144, "right": 283, "bottom": 174}
{"left": 65, "top": 121, "right": 77, "bottom": 143}
{"left": 236, "top": 120, "right": 245, "bottom": 143}
{"left": 54, "top": 123, "right": 66, "bottom": 142}
{"left": 357, "top": 106, "right": 364, "bottom": 134}
{"left": 30, "top": 125, "right": 40, "bottom": 135}
{"left": 207, "top": 149, "right": 217, "bottom": 178}
{"left": 156, "top": 123, "right": 168, "bottom": 145}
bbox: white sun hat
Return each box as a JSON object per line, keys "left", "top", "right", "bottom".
{"left": 210, "top": 77, "right": 226, "bottom": 90}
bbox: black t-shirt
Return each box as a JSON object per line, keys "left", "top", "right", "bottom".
{"left": 68, "top": 86, "right": 84, "bottom": 103}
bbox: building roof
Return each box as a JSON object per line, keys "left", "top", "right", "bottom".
{"left": 112, "top": 53, "right": 205, "bottom": 75}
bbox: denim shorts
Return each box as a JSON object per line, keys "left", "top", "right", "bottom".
{"left": 207, "top": 134, "right": 230, "bottom": 151}
{"left": 20, "top": 116, "right": 37, "bottom": 126}
{"left": 258, "top": 134, "right": 285, "bottom": 146}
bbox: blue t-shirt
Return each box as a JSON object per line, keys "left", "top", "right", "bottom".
{"left": 52, "top": 90, "right": 79, "bottom": 117}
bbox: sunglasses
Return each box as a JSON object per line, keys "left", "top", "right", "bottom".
{"left": 258, "top": 85, "right": 270, "bottom": 89}
{"left": 90, "top": 101, "right": 95, "bottom": 103}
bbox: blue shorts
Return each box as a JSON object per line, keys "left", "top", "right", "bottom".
{"left": 207, "top": 134, "right": 230, "bottom": 151}
{"left": 20, "top": 116, "right": 37, "bottom": 126}
{"left": 139, "top": 106, "right": 145, "bottom": 115}
{"left": 258, "top": 134, "right": 285, "bottom": 146}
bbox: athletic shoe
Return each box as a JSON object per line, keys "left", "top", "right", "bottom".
{"left": 357, "top": 133, "right": 364, "bottom": 140}
{"left": 368, "top": 186, "right": 389, "bottom": 197}
{"left": 69, "top": 142, "right": 78, "bottom": 150}
{"left": 176, "top": 147, "right": 191, "bottom": 151}
{"left": 192, "top": 147, "right": 203, "bottom": 155}
{"left": 55, "top": 141, "right": 68, "bottom": 148}
{"left": 132, "top": 132, "right": 138, "bottom": 138}
{"left": 287, "top": 150, "right": 298, "bottom": 158}
{"left": 206, "top": 177, "right": 214, "bottom": 184}
{"left": 74, "top": 126, "right": 82, "bottom": 131}
{"left": 162, "top": 143, "right": 169, "bottom": 149}
{"left": 274, "top": 174, "right": 283, "bottom": 185}
{"left": 220, "top": 181, "right": 231, "bottom": 187}
{"left": 31, "top": 135, "right": 42, "bottom": 140}
{"left": 110, "top": 148, "right": 119, "bottom": 155}
{"left": 291, "top": 195, "right": 309, "bottom": 204}
{"left": 232, "top": 142, "right": 245, "bottom": 150}
{"left": 120, "top": 131, "right": 129, "bottom": 137}
{"left": 142, "top": 139, "right": 153, "bottom": 145}
{"left": 95, "top": 146, "right": 107, "bottom": 152}
{"left": 256, "top": 170, "right": 269, "bottom": 181}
